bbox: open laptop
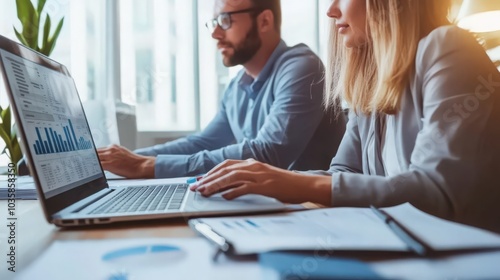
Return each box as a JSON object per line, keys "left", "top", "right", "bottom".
{"left": 0, "top": 35, "right": 285, "bottom": 227}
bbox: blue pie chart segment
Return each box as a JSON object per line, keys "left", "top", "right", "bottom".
{"left": 102, "top": 245, "right": 186, "bottom": 267}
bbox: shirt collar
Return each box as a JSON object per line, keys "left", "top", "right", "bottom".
{"left": 238, "top": 40, "right": 287, "bottom": 90}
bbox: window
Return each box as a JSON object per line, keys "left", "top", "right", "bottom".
{"left": 120, "top": 0, "right": 198, "bottom": 131}
{"left": 120, "top": 0, "right": 328, "bottom": 132}
{"left": 0, "top": 0, "right": 328, "bottom": 164}
{"left": 0, "top": 0, "right": 107, "bottom": 166}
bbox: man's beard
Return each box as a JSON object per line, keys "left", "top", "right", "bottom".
{"left": 222, "top": 20, "right": 262, "bottom": 67}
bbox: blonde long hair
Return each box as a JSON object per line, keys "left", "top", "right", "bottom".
{"left": 325, "top": 0, "right": 451, "bottom": 115}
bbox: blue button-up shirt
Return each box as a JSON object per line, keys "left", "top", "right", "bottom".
{"left": 136, "top": 40, "right": 345, "bottom": 178}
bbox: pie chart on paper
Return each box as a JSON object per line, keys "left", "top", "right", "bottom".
{"left": 102, "top": 244, "right": 186, "bottom": 267}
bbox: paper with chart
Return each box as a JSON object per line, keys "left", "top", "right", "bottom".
{"left": 195, "top": 207, "right": 409, "bottom": 255}
{"left": 196, "top": 203, "right": 500, "bottom": 255}
{"left": 15, "top": 238, "right": 261, "bottom": 280}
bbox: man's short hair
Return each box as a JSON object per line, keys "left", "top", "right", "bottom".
{"left": 251, "top": 0, "right": 281, "bottom": 33}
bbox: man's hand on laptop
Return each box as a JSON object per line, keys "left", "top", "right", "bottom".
{"left": 97, "top": 145, "right": 155, "bottom": 179}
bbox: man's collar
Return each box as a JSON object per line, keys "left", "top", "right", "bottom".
{"left": 238, "top": 40, "right": 287, "bottom": 88}
{"left": 255, "top": 39, "right": 287, "bottom": 83}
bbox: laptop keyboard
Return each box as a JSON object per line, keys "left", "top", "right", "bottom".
{"left": 90, "top": 184, "right": 188, "bottom": 214}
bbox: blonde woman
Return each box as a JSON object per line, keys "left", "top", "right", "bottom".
{"left": 191, "top": 0, "right": 500, "bottom": 232}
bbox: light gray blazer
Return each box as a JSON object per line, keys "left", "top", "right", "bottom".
{"left": 311, "top": 26, "right": 500, "bottom": 233}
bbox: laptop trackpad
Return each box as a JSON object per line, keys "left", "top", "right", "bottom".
{"left": 194, "top": 192, "right": 225, "bottom": 201}
{"left": 187, "top": 191, "right": 283, "bottom": 211}
{"left": 194, "top": 191, "right": 275, "bottom": 203}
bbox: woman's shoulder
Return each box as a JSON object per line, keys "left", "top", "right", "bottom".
{"left": 418, "top": 25, "right": 479, "bottom": 55}
{"left": 415, "top": 25, "right": 486, "bottom": 74}
{"left": 419, "top": 25, "right": 473, "bottom": 45}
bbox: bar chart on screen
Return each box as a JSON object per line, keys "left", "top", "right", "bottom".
{"left": 0, "top": 49, "right": 103, "bottom": 196}
{"left": 23, "top": 114, "right": 101, "bottom": 194}
{"left": 32, "top": 119, "right": 93, "bottom": 155}
{"left": 23, "top": 115, "right": 101, "bottom": 193}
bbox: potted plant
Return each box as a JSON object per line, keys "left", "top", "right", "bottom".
{"left": 14, "top": 0, "right": 64, "bottom": 55}
{"left": 0, "top": 106, "right": 22, "bottom": 167}
{"left": 0, "top": 0, "right": 64, "bottom": 172}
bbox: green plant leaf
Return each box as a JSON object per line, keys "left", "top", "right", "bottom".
{"left": 0, "top": 125, "right": 10, "bottom": 147}
{"left": 0, "top": 106, "right": 23, "bottom": 165}
{"left": 15, "top": 0, "right": 32, "bottom": 24}
{"left": 10, "top": 137, "right": 23, "bottom": 165}
{"left": 0, "top": 122, "right": 23, "bottom": 165}
{"left": 37, "top": 0, "right": 47, "bottom": 15}
{"left": 16, "top": 0, "right": 38, "bottom": 48}
{"left": 0, "top": 125, "right": 13, "bottom": 160}
{"left": 13, "top": 27, "right": 29, "bottom": 46}
{"left": 41, "top": 40, "right": 51, "bottom": 56}
{"left": 42, "top": 14, "right": 51, "bottom": 53}
{"left": 1, "top": 106, "right": 11, "bottom": 136}
{"left": 30, "top": 10, "right": 40, "bottom": 50}
{"left": 11, "top": 125, "right": 23, "bottom": 166}
{"left": 46, "top": 17, "right": 64, "bottom": 56}
{"left": 0, "top": 106, "right": 7, "bottom": 158}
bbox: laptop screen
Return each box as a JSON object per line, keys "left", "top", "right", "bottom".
{"left": 0, "top": 47, "right": 103, "bottom": 199}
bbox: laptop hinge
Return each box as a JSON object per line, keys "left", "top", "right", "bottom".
{"left": 72, "top": 188, "right": 115, "bottom": 213}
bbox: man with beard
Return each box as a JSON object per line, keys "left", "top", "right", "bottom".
{"left": 97, "top": 0, "right": 345, "bottom": 179}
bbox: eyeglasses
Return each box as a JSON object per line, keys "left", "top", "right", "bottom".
{"left": 205, "top": 8, "right": 262, "bottom": 33}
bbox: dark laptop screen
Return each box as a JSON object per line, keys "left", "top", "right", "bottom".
{"left": 0, "top": 46, "right": 102, "bottom": 199}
